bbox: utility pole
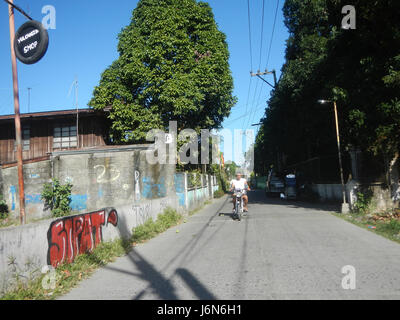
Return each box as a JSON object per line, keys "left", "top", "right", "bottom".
{"left": 250, "top": 69, "right": 277, "bottom": 88}
{"left": 317, "top": 99, "right": 350, "bottom": 214}
{"left": 333, "top": 100, "right": 349, "bottom": 214}
{"left": 7, "top": 0, "right": 25, "bottom": 224}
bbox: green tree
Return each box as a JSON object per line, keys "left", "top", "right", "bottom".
{"left": 255, "top": 0, "right": 400, "bottom": 182}
{"left": 89, "top": 0, "right": 236, "bottom": 143}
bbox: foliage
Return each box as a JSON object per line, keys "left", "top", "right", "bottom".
{"left": 41, "top": 179, "right": 72, "bottom": 218}
{"left": 211, "top": 167, "right": 229, "bottom": 193}
{"left": 352, "top": 190, "right": 373, "bottom": 214}
{"left": 213, "top": 188, "right": 224, "bottom": 198}
{"left": 0, "top": 195, "right": 9, "bottom": 220}
{"left": 224, "top": 161, "right": 239, "bottom": 180}
{"left": 1, "top": 239, "right": 131, "bottom": 300}
{"left": 254, "top": 0, "right": 400, "bottom": 180}
{"left": 131, "top": 207, "right": 182, "bottom": 243}
{"left": 89, "top": 0, "right": 236, "bottom": 143}
{"left": 378, "top": 218, "right": 400, "bottom": 236}
{"left": 187, "top": 170, "right": 202, "bottom": 188}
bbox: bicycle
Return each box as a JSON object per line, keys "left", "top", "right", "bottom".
{"left": 233, "top": 189, "right": 245, "bottom": 221}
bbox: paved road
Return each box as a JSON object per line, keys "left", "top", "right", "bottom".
{"left": 61, "top": 190, "right": 400, "bottom": 300}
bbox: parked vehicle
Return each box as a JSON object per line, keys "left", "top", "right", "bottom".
{"left": 284, "top": 174, "right": 297, "bottom": 199}
{"left": 266, "top": 170, "right": 285, "bottom": 195}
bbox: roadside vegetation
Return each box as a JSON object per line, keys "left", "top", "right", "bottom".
{"left": 41, "top": 178, "right": 73, "bottom": 217}
{"left": 0, "top": 195, "right": 13, "bottom": 228}
{"left": 0, "top": 207, "right": 191, "bottom": 300}
{"left": 334, "top": 190, "right": 400, "bottom": 243}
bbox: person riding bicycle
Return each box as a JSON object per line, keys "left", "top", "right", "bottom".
{"left": 230, "top": 172, "right": 250, "bottom": 212}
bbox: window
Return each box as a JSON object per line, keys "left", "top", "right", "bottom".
{"left": 14, "top": 126, "right": 30, "bottom": 151}
{"left": 53, "top": 125, "right": 77, "bottom": 149}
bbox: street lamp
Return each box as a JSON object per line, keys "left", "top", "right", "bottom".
{"left": 317, "top": 99, "right": 350, "bottom": 214}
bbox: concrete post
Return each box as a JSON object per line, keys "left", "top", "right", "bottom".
{"left": 209, "top": 174, "right": 213, "bottom": 199}
{"left": 184, "top": 172, "right": 188, "bottom": 211}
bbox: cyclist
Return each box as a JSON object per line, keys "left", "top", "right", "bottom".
{"left": 230, "top": 172, "right": 250, "bottom": 212}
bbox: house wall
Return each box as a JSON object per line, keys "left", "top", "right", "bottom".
{"left": 0, "top": 115, "right": 106, "bottom": 165}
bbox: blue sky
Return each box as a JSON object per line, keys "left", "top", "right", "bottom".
{"left": 0, "top": 0, "right": 288, "bottom": 139}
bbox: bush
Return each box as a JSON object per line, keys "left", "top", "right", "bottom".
{"left": 353, "top": 190, "right": 373, "bottom": 214}
{"left": 0, "top": 195, "right": 9, "bottom": 220}
{"left": 41, "top": 179, "right": 73, "bottom": 217}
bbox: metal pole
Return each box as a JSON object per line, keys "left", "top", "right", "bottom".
{"left": 8, "top": 0, "right": 26, "bottom": 224}
{"left": 333, "top": 101, "right": 347, "bottom": 208}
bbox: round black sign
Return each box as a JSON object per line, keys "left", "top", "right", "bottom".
{"left": 14, "top": 20, "right": 49, "bottom": 65}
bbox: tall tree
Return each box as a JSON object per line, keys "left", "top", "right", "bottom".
{"left": 255, "top": 0, "right": 400, "bottom": 182}
{"left": 89, "top": 0, "right": 236, "bottom": 143}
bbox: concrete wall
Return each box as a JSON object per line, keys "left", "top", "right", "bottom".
{"left": 1, "top": 145, "right": 177, "bottom": 220}
{"left": 312, "top": 184, "right": 344, "bottom": 202}
{"left": 0, "top": 146, "right": 218, "bottom": 293}
{"left": 312, "top": 181, "right": 395, "bottom": 212}
{"left": 1, "top": 160, "right": 52, "bottom": 219}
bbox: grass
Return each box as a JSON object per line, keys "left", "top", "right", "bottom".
{"left": 332, "top": 209, "right": 400, "bottom": 244}
{"left": 0, "top": 216, "right": 20, "bottom": 229}
{"left": 188, "top": 200, "right": 212, "bottom": 216}
{"left": 0, "top": 206, "right": 188, "bottom": 300}
{"left": 1, "top": 239, "right": 132, "bottom": 300}
{"left": 131, "top": 207, "right": 183, "bottom": 243}
{"left": 213, "top": 188, "right": 225, "bottom": 198}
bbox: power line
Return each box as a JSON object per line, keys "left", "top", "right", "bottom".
{"left": 257, "top": 0, "right": 265, "bottom": 70}
{"left": 244, "top": 75, "right": 253, "bottom": 115}
{"left": 247, "top": 0, "right": 253, "bottom": 71}
{"left": 248, "top": 0, "right": 280, "bottom": 130}
{"left": 245, "top": 78, "right": 260, "bottom": 128}
{"left": 265, "top": 0, "right": 280, "bottom": 69}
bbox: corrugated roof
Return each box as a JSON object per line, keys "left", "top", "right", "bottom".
{"left": 0, "top": 108, "right": 107, "bottom": 121}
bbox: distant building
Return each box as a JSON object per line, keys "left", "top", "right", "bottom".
{"left": 0, "top": 108, "right": 109, "bottom": 166}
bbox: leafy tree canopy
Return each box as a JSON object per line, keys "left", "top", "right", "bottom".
{"left": 255, "top": 0, "right": 400, "bottom": 179}
{"left": 89, "top": 0, "right": 236, "bottom": 143}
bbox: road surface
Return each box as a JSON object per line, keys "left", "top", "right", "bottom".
{"left": 61, "top": 190, "right": 400, "bottom": 300}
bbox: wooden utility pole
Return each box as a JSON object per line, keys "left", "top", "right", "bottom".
{"left": 8, "top": 0, "right": 26, "bottom": 224}
{"left": 333, "top": 101, "right": 346, "bottom": 206}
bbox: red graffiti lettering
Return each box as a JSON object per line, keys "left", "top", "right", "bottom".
{"left": 47, "top": 208, "right": 118, "bottom": 267}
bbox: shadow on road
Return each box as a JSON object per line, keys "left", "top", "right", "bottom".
{"left": 100, "top": 197, "right": 230, "bottom": 300}
{"left": 247, "top": 190, "right": 341, "bottom": 213}
{"left": 176, "top": 268, "right": 216, "bottom": 299}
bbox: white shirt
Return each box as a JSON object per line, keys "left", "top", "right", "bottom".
{"left": 231, "top": 178, "right": 247, "bottom": 191}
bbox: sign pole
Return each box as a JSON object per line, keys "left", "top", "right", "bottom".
{"left": 8, "top": 0, "right": 26, "bottom": 225}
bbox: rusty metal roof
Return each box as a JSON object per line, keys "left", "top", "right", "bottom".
{"left": 0, "top": 108, "right": 108, "bottom": 121}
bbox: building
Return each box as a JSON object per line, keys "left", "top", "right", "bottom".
{"left": 0, "top": 108, "right": 109, "bottom": 166}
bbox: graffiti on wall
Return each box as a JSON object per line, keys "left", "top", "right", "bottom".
{"left": 69, "top": 194, "right": 88, "bottom": 211}
{"left": 26, "top": 194, "right": 42, "bottom": 205}
{"left": 174, "top": 173, "right": 186, "bottom": 207}
{"left": 134, "top": 170, "right": 141, "bottom": 201}
{"left": 132, "top": 203, "right": 151, "bottom": 225}
{"left": 9, "top": 185, "right": 16, "bottom": 210}
{"left": 142, "top": 176, "right": 166, "bottom": 199}
{"left": 94, "top": 163, "right": 121, "bottom": 183}
{"left": 47, "top": 207, "right": 118, "bottom": 267}
{"left": 160, "top": 198, "right": 169, "bottom": 211}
